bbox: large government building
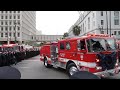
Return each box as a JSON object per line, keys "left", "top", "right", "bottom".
{"left": 0, "top": 11, "right": 36, "bottom": 44}
{"left": 68, "top": 11, "right": 120, "bottom": 39}
{"left": 0, "top": 11, "right": 63, "bottom": 45}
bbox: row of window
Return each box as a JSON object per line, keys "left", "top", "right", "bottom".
{"left": 100, "top": 11, "right": 119, "bottom": 16}
{"left": 0, "top": 21, "right": 20, "bottom": 25}
{"left": 80, "top": 18, "right": 119, "bottom": 34}
{"left": 100, "top": 19, "right": 119, "bottom": 25}
{"left": 0, "top": 26, "right": 20, "bottom": 31}
{"left": 101, "top": 31, "right": 120, "bottom": 35}
{"left": 0, "top": 15, "right": 20, "bottom": 19}
{"left": 0, "top": 32, "right": 20, "bottom": 37}
{"left": 0, "top": 11, "right": 20, "bottom": 13}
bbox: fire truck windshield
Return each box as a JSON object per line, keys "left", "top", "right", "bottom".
{"left": 86, "top": 38, "right": 116, "bottom": 52}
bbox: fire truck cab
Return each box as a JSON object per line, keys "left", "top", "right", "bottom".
{"left": 40, "top": 34, "right": 120, "bottom": 78}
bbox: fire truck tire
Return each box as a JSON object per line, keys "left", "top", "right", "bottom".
{"left": 44, "top": 57, "right": 52, "bottom": 68}
{"left": 66, "top": 63, "right": 78, "bottom": 76}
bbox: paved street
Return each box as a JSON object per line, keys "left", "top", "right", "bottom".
{"left": 12, "top": 55, "right": 120, "bottom": 79}
{"left": 12, "top": 55, "right": 69, "bottom": 79}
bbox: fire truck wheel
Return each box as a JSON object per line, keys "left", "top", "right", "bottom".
{"left": 67, "top": 63, "right": 78, "bottom": 76}
{"left": 44, "top": 57, "right": 52, "bottom": 68}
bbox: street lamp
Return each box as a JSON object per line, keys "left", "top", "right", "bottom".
{"left": 109, "top": 11, "right": 111, "bottom": 37}
{"left": 14, "top": 21, "right": 20, "bottom": 44}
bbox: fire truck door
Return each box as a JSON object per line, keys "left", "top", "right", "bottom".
{"left": 50, "top": 45, "right": 58, "bottom": 61}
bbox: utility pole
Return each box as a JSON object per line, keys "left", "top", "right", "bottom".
{"left": 106, "top": 11, "right": 109, "bottom": 34}
{"left": 6, "top": 23, "right": 9, "bottom": 45}
{"left": 109, "top": 11, "right": 111, "bottom": 37}
{"left": 14, "top": 22, "right": 17, "bottom": 44}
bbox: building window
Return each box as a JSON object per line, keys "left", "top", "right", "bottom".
{"left": 114, "top": 31, "right": 117, "bottom": 35}
{"left": 14, "top": 16, "right": 16, "bottom": 19}
{"left": 32, "top": 36, "right": 33, "bottom": 39}
{"left": 18, "top": 33, "right": 20, "bottom": 37}
{"left": 9, "top": 33, "right": 11, "bottom": 36}
{"left": 9, "top": 21, "right": 11, "bottom": 25}
{"left": 5, "top": 11, "right": 7, "bottom": 13}
{"left": 114, "top": 11, "right": 119, "bottom": 25}
{"left": 18, "top": 27, "right": 20, "bottom": 30}
{"left": 14, "top": 11, "right": 16, "bottom": 13}
{"left": 101, "top": 11, "right": 103, "bottom": 16}
{"left": 118, "top": 31, "right": 120, "bottom": 35}
{"left": 18, "top": 11, "right": 20, "bottom": 13}
{"left": 1, "top": 11, "right": 3, "bottom": 13}
{"left": 5, "top": 21, "right": 8, "bottom": 25}
{"left": 18, "top": 21, "right": 20, "bottom": 25}
{"left": 9, "top": 27, "right": 11, "bottom": 31}
{"left": 10, "top": 11, "right": 12, "bottom": 13}
{"left": 18, "top": 15, "right": 20, "bottom": 19}
{"left": 1, "top": 21, "right": 3, "bottom": 25}
{"left": 14, "top": 26, "right": 16, "bottom": 30}
{"left": 5, "top": 33, "right": 8, "bottom": 37}
{"left": 1, "top": 33, "right": 3, "bottom": 37}
{"left": 101, "top": 20, "right": 104, "bottom": 25}
{"left": 1, "top": 16, "right": 3, "bottom": 19}
{"left": 114, "top": 19, "right": 119, "bottom": 25}
{"left": 14, "top": 33, "right": 15, "bottom": 37}
{"left": 101, "top": 31, "right": 104, "bottom": 34}
{"left": 5, "top": 27, "right": 7, "bottom": 31}
{"left": 9, "top": 16, "right": 12, "bottom": 19}
{"left": 6, "top": 16, "right": 7, "bottom": 19}
{"left": 114, "top": 11, "right": 119, "bottom": 17}
{"left": 1, "top": 27, "right": 3, "bottom": 31}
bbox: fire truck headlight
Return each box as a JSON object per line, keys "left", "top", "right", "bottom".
{"left": 115, "top": 58, "right": 119, "bottom": 67}
{"left": 115, "top": 63, "right": 119, "bottom": 67}
{"left": 96, "top": 66, "right": 102, "bottom": 70}
{"left": 96, "top": 59, "right": 100, "bottom": 63}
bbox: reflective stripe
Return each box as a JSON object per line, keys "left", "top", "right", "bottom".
{"left": 78, "top": 61, "right": 96, "bottom": 68}
{"left": 40, "top": 56, "right": 44, "bottom": 59}
{"left": 59, "top": 58, "right": 96, "bottom": 68}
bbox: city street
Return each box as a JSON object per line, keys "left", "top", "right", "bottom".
{"left": 12, "top": 55, "right": 69, "bottom": 79}
{"left": 12, "top": 55, "right": 120, "bottom": 79}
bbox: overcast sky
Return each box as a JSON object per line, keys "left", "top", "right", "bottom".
{"left": 36, "top": 11, "right": 79, "bottom": 35}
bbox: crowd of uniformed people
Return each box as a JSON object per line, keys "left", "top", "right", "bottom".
{"left": 0, "top": 44, "right": 40, "bottom": 67}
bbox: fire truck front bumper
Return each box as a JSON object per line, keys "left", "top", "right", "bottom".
{"left": 94, "top": 67, "right": 120, "bottom": 79}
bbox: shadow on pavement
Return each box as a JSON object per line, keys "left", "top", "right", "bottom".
{"left": 0, "top": 66, "right": 21, "bottom": 79}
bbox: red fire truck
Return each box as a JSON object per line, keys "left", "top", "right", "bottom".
{"left": 40, "top": 34, "right": 120, "bottom": 78}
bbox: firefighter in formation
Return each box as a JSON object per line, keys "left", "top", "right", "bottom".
{"left": 0, "top": 44, "right": 39, "bottom": 67}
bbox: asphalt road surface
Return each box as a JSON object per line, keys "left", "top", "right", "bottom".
{"left": 12, "top": 55, "right": 120, "bottom": 79}
{"left": 12, "top": 55, "right": 69, "bottom": 79}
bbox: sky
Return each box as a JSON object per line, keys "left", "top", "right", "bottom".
{"left": 36, "top": 11, "right": 79, "bottom": 35}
